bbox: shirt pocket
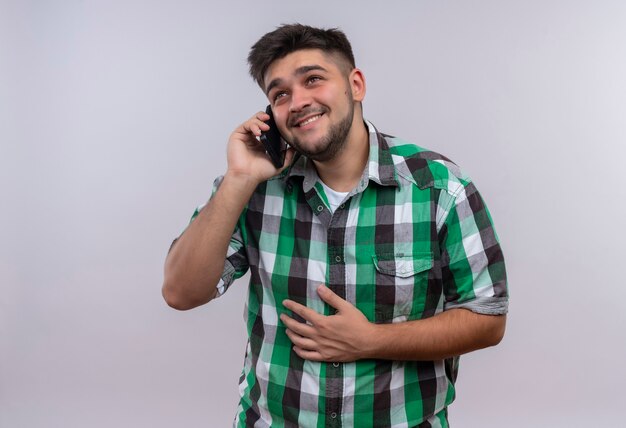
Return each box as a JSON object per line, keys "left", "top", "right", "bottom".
{"left": 372, "top": 251, "right": 433, "bottom": 323}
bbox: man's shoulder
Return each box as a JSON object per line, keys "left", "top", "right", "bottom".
{"left": 380, "top": 132, "right": 471, "bottom": 192}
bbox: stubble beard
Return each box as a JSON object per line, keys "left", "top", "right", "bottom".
{"left": 289, "top": 91, "right": 354, "bottom": 163}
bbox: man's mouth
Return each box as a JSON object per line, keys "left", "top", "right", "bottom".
{"left": 292, "top": 112, "right": 325, "bottom": 128}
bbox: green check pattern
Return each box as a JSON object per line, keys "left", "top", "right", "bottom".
{"left": 192, "top": 121, "right": 508, "bottom": 427}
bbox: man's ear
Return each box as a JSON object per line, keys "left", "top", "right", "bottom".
{"left": 349, "top": 68, "right": 366, "bottom": 102}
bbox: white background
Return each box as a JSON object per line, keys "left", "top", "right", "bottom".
{"left": 2, "top": 1, "right": 625, "bottom": 426}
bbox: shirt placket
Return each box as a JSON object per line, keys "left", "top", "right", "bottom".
{"left": 306, "top": 187, "right": 349, "bottom": 427}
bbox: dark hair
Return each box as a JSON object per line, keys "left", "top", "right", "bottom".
{"left": 248, "top": 23, "right": 356, "bottom": 89}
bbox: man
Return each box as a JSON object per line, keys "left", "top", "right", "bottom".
{"left": 163, "top": 24, "right": 508, "bottom": 428}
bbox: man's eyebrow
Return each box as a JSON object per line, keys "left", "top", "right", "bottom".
{"left": 265, "top": 64, "right": 328, "bottom": 95}
{"left": 295, "top": 64, "right": 328, "bottom": 75}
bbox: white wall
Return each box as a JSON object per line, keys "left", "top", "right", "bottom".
{"left": 2, "top": 1, "right": 625, "bottom": 426}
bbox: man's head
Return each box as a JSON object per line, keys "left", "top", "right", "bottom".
{"left": 248, "top": 24, "right": 366, "bottom": 162}
{"left": 248, "top": 24, "right": 356, "bottom": 89}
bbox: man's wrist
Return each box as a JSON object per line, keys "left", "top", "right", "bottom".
{"left": 222, "top": 171, "right": 262, "bottom": 193}
{"left": 359, "top": 322, "right": 385, "bottom": 360}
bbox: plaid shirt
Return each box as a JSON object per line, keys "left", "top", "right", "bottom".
{"left": 192, "top": 120, "right": 508, "bottom": 427}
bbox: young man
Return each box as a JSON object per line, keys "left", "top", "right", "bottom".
{"left": 163, "top": 24, "right": 508, "bottom": 428}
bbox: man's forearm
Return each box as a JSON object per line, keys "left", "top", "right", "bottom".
{"left": 281, "top": 286, "right": 507, "bottom": 363}
{"left": 162, "top": 173, "right": 258, "bottom": 310}
{"left": 363, "top": 309, "right": 506, "bottom": 361}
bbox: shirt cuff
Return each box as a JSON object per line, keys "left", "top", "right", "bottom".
{"left": 444, "top": 296, "right": 509, "bottom": 315}
{"left": 215, "top": 259, "right": 237, "bottom": 298}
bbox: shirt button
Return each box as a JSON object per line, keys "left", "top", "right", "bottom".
{"left": 333, "top": 362, "right": 340, "bottom": 367}
{"left": 340, "top": 203, "right": 346, "bottom": 209}
{"left": 331, "top": 412, "right": 337, "bottom": 419}
{"left": 335, "top": 255, "right": 342, "bottom": 262}
{"left": 317, "top": 205, "right": 324, "bottom": 212}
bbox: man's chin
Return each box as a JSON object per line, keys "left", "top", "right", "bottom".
{"left": 289, "top": 115, "right": 351, "bottom": 162}
{"left": 290, "top": 137, "right": 328, "bottom": 156}
{"left": 294, "top": 142, "right": 339, "bottom": 162}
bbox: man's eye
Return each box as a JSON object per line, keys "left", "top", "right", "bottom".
{"left": 307, "top": 76, "right": 321, "bottom": 84}
{"left": 273, "top": 92, "right": 287, "bottom": 102}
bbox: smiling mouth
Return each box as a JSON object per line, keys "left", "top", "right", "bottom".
{"left": 293, "top": 113, "right": 324, "bottom": 127}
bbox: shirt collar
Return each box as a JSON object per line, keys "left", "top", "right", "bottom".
{"left": 284, "top": 120, "right": 399, "bottom": 193}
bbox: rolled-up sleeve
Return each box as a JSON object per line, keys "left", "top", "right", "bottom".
{"left": 438, "top": 180, "right": 508, "bottom": 315}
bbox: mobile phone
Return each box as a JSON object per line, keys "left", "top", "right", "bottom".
{"left": 259, "top": 105, "right": 286, "bottom": 168}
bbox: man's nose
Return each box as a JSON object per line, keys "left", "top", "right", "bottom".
{"left": 289, "top": 87, "right": 312, "bottom": 113}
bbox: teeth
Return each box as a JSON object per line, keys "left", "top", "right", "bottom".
{"left": 299, "top": 115, "right": 321, "bottom": 126}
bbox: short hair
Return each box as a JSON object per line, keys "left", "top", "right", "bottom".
{"left": 248, "top": 23, "right": 356, "bottom": 89}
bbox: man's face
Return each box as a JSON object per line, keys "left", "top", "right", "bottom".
{"left": 263, "top": 49, "right": 361, "bottom": 162}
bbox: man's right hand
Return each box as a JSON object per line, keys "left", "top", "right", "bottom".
{"left": 226, "top": 111, "right": 294, "bottom": 185}
{"left": 162, "top": 111, "right": 295, "bottom": 310}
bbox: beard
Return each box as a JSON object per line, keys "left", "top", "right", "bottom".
{"left": 288, "top": 91, "right": 354, "bottom": 162}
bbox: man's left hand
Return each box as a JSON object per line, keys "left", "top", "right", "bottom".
{"left": 280, "top": 285, "right": 375, "bottom": 362}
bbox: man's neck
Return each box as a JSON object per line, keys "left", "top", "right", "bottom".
{"left": 312, "top": 118, "right": 369, "bottom": 192}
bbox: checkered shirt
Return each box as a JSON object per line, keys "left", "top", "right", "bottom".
{"left": 190, "top": 120, "right": 508, "bottom": 427}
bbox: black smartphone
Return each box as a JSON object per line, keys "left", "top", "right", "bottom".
{"left": 259, "top": 105, "right": 286, "bottom": 168}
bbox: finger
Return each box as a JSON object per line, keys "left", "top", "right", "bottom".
{"left": 250, "top": 112, "right": 270, "bottom": 136}
{"left": 292, "top": 346, "right": 325, "bottom": 362}
{"left": 282, "top": 299, "right": 323, "bottom": 324}
{"left": 280, "top": 313, "right": 316, "bottom": 337}
{"left": 255, "top": 111, "right": 270, "bottom": 121}
{"left": 241, "top": 119, "right": 269, "bottom": 137}
{"left": 235, "top": 115, "right": 269, "bottom": 137}
{"left": 284, "top": 328, "right": 318, "bottom": 350}
{"left": 316, "top": 285, "right": 350, "bottom": 312}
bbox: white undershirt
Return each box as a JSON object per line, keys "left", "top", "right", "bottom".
{"left": 319, "top": 181, "right": 349, "bottom": 213}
